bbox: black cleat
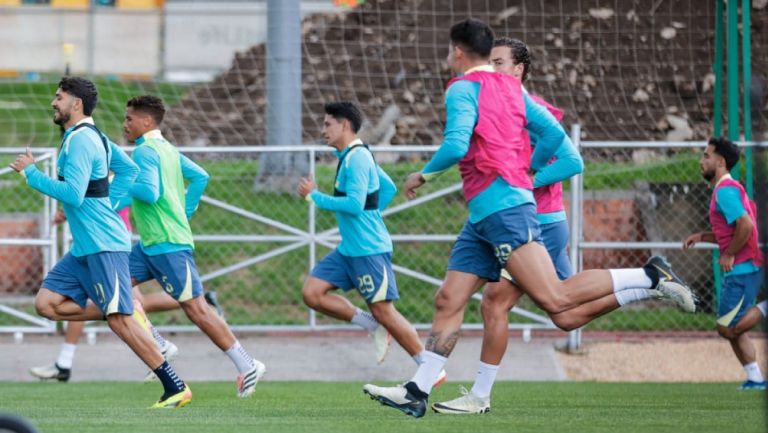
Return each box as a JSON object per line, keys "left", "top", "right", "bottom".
{"left": 644, "top": 256, "right": 696, "bottom": 312}
{"left": 204, "top": 291, "right": 225, "bottom": 318}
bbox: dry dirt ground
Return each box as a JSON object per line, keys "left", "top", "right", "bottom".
{"left": 557, "top": 336, "right": 768, "bottom": 382}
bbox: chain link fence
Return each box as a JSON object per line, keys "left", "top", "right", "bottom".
{"left": 0, "top": 140, "right": 764, "bottom": 334}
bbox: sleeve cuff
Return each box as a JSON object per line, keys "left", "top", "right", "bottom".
{"left": 305, "top": 191, "right": 316, "bottom": 204}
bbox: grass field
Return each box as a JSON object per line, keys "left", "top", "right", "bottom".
{"left": 0, "top": 381, "right": 764, "bottom": 433}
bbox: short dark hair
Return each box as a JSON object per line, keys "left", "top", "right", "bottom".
{"left": 494, "top": 37, "right": 531, "bottom": 82}
{"left": 450, "top": 18, "right": 494, "bottom": 58}
{"left": 324, "top": 101, "right": 363, "bottom": 133}
{"left": 58, "top": 76, "right": 98, "bottom": 116}
{"left": 708, "top": 137, "right": 741, "bottom": 170}
{"left": 126, "top": 95, "right": 166, "bottom": 125}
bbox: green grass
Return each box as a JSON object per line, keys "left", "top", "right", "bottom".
{"left": 0, "top": 381, "right": 763, "bottom": 433}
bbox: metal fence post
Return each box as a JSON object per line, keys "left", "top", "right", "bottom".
{"left": 567, "top": 124, "right": 583, "bottom": 351}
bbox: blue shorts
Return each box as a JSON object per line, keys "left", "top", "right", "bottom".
{"left": 310, "top": 249, "right": 399, "bottom": 304}
{"left": 448, "top": 204, "right": 542, "bottom": 282}
{"left": 130, "top": 245, "right": 204, "bottom": 303}
{"left": 541, "top": 220, "right": 572, "bottom": 280}
{"left": 717, "top": 269, "right": 763, "bottom": 327}
{"left": 42, "top": 252, "right": 134, "bottom": 316}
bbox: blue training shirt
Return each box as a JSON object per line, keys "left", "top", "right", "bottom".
{"left": 308, "top": 139, "right": 395, "bottom": 257}
{"left": 715, "top": 185, "right": 760, "bottom": 276}
{"left": 421, "top": 66, "right": 574, "bottom": 223}
{"left": 23, "top": 117, "right": 138, "bottom": 257}
{"left": 116, "top": 130, "right": 210, "bottom": 256}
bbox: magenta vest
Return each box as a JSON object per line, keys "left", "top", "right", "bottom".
{"left": 447, "top": 71, "right": 531, "bottom": 202}
{"left": 709, "top": 177, "right": 762, "bottom": 267}
{"left": 528, "top": 94, "right": 565, "bottom": 214}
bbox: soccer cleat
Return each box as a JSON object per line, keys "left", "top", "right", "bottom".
{"left": 144, "top": 342, "right": 180, "bottom": 383}
{"left": 204, "top": 291, "right": 226, "bottom": 318}
{"left": 432, "top": 386, "right": 490, "bottom": 414}
{"left": 645, "top": 256, "right": 697, "bottom": 313}
{"left": 151, "top": 385, "right": 192, "bottom": 409}
{"left": 433, "top": 369, "right": 448, "bottom": 389}
{"left": 363, "top": 381, "right": 427, "bottom": 418}
{"left": 29, "top": 363, "right": 70, "bottom": 382}
{"left": 371, "top": 325, "right": 392, "bottom": 364}
{"left": 738, "top": 380, "right": 767, "bottom": 390}
{"left": 237, "top": 360, "right": 266, "bottom": 398}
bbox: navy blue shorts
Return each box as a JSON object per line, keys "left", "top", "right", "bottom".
{"left": 540, "top": 220, "right": 572, "bottom": 280}
{"left": 448, "top": 204, "right": 542, "bottom": 282}
{"left": 130, "top": 245, "right": 203, "bottom": 302}
{"left": 42, "top": 252, "right": 133, "bottom": 315}
{"left": 310, "top": 249, "right": 399, "bottom": 304}
{"left": 717, "top": 269, "right": 763, "bottom": 327}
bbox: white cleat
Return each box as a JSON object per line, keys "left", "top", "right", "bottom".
{"left": 371, "top": 325, "right": 392, "bottom": 364}
{"left": 363, "top": 382, "right": 427, "bottom": 418}
{"left": 144, "top": 341, "right": 179, "bottom": 383}
{"left": 237, "top": 360, "right": 266, "bottom": 398}
{"left": 657, "top": 282, "right": 696, "bottom": 313}
{"left": 29, "top": 363, "right": 70, "bottom": 382}
{"left": 431, "top": 386, "right": 490, "bottom": 414}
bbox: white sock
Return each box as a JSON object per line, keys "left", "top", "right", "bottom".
{"left": 615, "top": 288, "right": 660, "bottom": 306}
{"left": 756, "top": 300, "right": 768, "bottom": 317}
{"left": 56, "top": 343, "right": 77, "bottom": 370}
{"left": 412, "top": 351, "right": 425, "bottom": 365}
{"left": 744, "top": 362, "right": 764, "bottom": 382}
{"left": 609, "top": 269, "right": 653, "bottom": 292}
{"left": 470, "top": 361, "right": 499, "bottom": 399}
{"left": 351, "top": 308, "right": 379, "bottom": 333}
{"left": 225, "top": 340, "right": 256, "bottom": 374}
{"left": 151, "top": 326, "right": 169, "bottom": 351}
{"left": 410, "top": 351, "right": 447, "bottom": 395}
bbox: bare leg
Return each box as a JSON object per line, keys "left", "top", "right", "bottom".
{"left": 180, "top": 296, "right": 235, "bottom": 351}
{"left": 427, "top": 271, "right": 486, "bottom": 356}
{"left": 302, "top": 277, "right": 357, "bottom": 321}
{"left": 729, "top": 307, "right": 766, "bottom": 336}
{"left": 505, "top": 242, "right": 613, "bottom": 315}
{"left": 479, "top": 279, "right": 522, "bottom": 365}
{"left": 141, "top": 292, "right": 181, "bottom": 313}
{"left": 106, "top": 313, "right": 165, "bottom": 369}
{"left": 369, "top": 301, "right": 423, "bottom": 356}
{"left": 719, "top": 325, "right": 758, "bottom": 366}
{"left": 64, "top": 320, "right": 85, "bottom": 344}
{"left": 35, "top": 289, "right": 105, "bottom": 322}
{"left": 548, "top": 295, "right": 621, "bottom": 331}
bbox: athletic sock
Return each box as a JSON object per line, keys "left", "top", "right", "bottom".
{"left": 351, "top": 308, "right": 379, "bottom": 333}
{"left": 744, "top": 362, "right": 765, "bottom": 383}
{"left": 225, "top": 340, "right": 256, "bottom": 374}
{"left": 609, "top": 269, "right": 654, "bottom": 292}
{"left": 615, "top": 288, "right": 660, "bottom": 306}
{"left": 412, "top": 351, "right": 425, "bottom": 365}
{"left": 470, "top": 361, "right": 499, "bottom": 399}
{"left": 756, "top": 300, "right": 768, "bottom": 317}
{"left": 410, "top": 351, "right": 447, "bottom": 395}
{"left": 56, "top": 343, "right": 77, "bottom": 370}
{"left": 153, "top": 361, "right": 185, "bottom": 397}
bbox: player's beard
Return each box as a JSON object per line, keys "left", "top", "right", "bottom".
{"left": 701, "top": 168, "right": 715, "bottom": 182}
{"left": 53, "top": 109, "right": 70, "bottom": 127}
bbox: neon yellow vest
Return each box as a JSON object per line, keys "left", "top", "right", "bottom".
{"left": 131, "top": 133, "right": 194, "bottom": 249}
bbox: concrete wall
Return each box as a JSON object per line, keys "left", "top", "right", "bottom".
{"left": 0, "top": 1, "right": 341, "bottom": 79}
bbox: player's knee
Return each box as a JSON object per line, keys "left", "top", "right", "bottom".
{"left": 182, "top": 299, "right": 209, "bottom": 323}
{"left": 539, "top": 297, "right": 570, "bottom": 315}
{"left": 480, "top": 297, "right": 507, "bottom": 323}
{"left": 550, "top": 314, "right": 579, "bottom": 332}
{"left": 34, "top": 299, "right": 56, "bottom": 320}
{"left": 433, "top": 287, "right": 461, "bottom": 313}
{"left": 369, "top": 301, "right": 394, "bottom": 323}
{"left": 301, "top": 286, "right": 321, "bottom": 308}
{"left": 105, "top": 313, "right": 130, "bottom": 332}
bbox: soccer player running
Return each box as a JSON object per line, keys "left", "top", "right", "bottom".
{"left": 297, "top": 102, "right": 445, "bottom": 382}
{"left": 432, "top": 37, "right": 674, "bottom": 414}
{"left": 362, "top": 19, "right": 695, "bottom": 418}
{"left": 117, "top": 95, "right": 266, "bottom": 398}
{"left": 682, "top": 137, "right": 766, "bottom": 390}
{"left": 9, "top": 77, "right": 191, "bottom": 409}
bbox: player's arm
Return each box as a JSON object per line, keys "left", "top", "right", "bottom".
{"left": 128, "top": 145, "right": 161, "bottom": 205}
{"left": 682, "top": 231, "right": 716, "bottom": 249}
{"left": 532, "top": 134, "right": 584, "bottom": 187}
{"left": 525, "top": 92, "right": 570, "bottom": 172}
{"left": 23, "top": 135, "right": 93, "bottom": 207}
{"left": 180, "top": 153, "right": 210, "bottom": 219}
{"left": 107, "top": 140, "right": 139, "bottom": 209}
{"left": 420, "top": 80, "right": 478, "bottom": 180}
{"left": 377, "top": 165, "right": 397, "bottom": 210}
{"left": 308, "top": 151, "right": 370, "bottom": 215}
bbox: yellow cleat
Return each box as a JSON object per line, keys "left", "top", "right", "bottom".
{"left": 150, "top": 385, "right": 192, "bottom": 409}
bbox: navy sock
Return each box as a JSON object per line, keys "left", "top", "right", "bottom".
{"left": 643, "top": 265, "right": 660, "bottom": 288}
{"left": 405, "top": 381, "right": 429, "bottom": 400}
{"left": 153, "top": 361, "right": 185, "bottom": 398}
